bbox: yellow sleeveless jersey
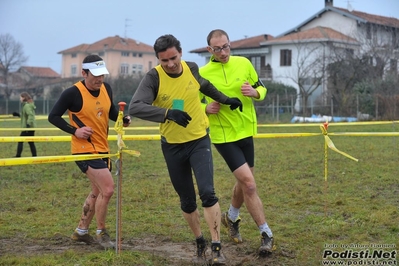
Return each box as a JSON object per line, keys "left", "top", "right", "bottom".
{"left": 154, "top": 61, "right": 209, "bottom": 144}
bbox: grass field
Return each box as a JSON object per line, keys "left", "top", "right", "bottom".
{"left": 0, "top": 116, "right": 398, "bottom": 265}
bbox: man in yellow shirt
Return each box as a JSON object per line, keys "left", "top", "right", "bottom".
{"left": 200, "top": 29, "right": 274, "bottom": 256}
{"left": 129, "top": 34, "right": 242, "bottom": 265}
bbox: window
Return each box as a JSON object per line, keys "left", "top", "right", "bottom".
{"left": 99, "top": 51, "right": 104, "bottom": 56}
{"left": 120, "top": 63, "right": 129, "bottom": 75}
{"left": 71, "top": 65, "right": 77, "bottom": 76}
{"left": 133, "top": 53, "right": 137, "bottom": 57}
{"left": 71, "top": 53, "right": 77, "bottom": 58}
{"left": 251, "top": 56, "right": 261, "bottom": 71}
{"left": 393, "top": 29, "right": 398, "bottom": 49}
{"left": 363, "top": 56, "right": 375, "bottom": 65}
{"left": 132, "top": 64, "right": 144, "bottom": 74}
{"left": 137, "top": 64, "right": 143, "bottom": 74}
{"left": 121, "top": 52, "right": 129, "bottom": 57}
{"left": 280, "top": 49, "right": 292, "bottom": 66}
{"left": 138, "top": 53, "right": 143, "bottom": 58}
{"left": 366, "top": 24, "right": 371, "bottom": 40}
{"left": 366, "top": 24, "right": 377, "bottom": 40}
{"left": 148, "top": 61, "right": 152, "bottom": 70}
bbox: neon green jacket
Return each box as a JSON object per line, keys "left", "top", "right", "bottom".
{"left": 199, "top": 55, "right": 267, "bottom": 143}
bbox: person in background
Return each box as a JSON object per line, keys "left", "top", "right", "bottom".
{"left": 128, "top": 34, "right": 243, "bottom": 265}
{"left": 13, "top": 92, "right": 37, "bottom": 157}
{"left": 48, "top": 54, "right": 131, "bottom": 249}
{"left": 199, "top": 29, "right": 274, "bottom": 256}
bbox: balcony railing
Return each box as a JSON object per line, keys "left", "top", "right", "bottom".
{"left": 257, "top": 68, "right": 273, "bottom": 80}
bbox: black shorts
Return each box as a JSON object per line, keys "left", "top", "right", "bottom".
{"left": 161, "top": 134, "right": 218, "bottom": 209}
{"left": 20, "top": 130, "right": 35, "bottom": 137}
{"left": 214, "top": 137, "right": 255, "bottom": 172}
{"left": 75, "top": 153, "right": 112, "bottom": 173}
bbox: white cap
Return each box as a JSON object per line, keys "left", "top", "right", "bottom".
{"left": 82, "top": 60, "right": 109, "bottom": 76}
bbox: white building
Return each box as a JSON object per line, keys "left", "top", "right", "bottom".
{"left": 190, "top": 0, "right": 399, "bottom": 112}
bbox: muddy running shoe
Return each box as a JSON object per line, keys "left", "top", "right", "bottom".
{"left": 71, "top": 230, "right": 96, "bottom": 244}
{"left": 96, "top": 229, "right": 115, "bottom": 249}
{"left": 221, "top": 212, "right": 242, "bottom": 243}
{"left": 259, "top": 232, "right": 274, "bottom": 255}
{"left": 192, "top": 237, "right": 207, "bottom": 265}
{"left": 210, "top": 243, "right": 226, "bottom": 265}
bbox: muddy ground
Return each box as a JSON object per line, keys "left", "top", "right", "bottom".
{"left": 0, "top": 233, "right": 296, "bottom": 265}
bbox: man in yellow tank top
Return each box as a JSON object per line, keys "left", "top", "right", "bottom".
{"left": 129, "top": 34, "right": 243, "bottom": 265}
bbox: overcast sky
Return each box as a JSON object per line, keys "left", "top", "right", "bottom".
{"left": 1, "top": 0, "right": 398, "bottom": 74}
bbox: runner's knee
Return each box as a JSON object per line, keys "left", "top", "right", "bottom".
{"left": 181, "top": 200, "right": 197, "bottom": 213}
{"left": 201, "top": 193, "right": 218, "bottom": 208}
{"left": 241, "top": 180, "right": 257, "bottom": 195}
{"left": 102, "top": 188, "right": 114, "bottom": 198}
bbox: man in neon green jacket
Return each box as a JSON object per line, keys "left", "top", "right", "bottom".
{"left": 199, "top": 29, "right": 274, "bottom": 256}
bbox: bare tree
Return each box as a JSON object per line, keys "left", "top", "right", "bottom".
{"left": 106, "top": 74, "right": 144, "bottom": 103}
{"left": 327, "top": 23, "right": 399, "bottom": 117}
{"left": 0, "top": 33, "right": 28, "bottom": 99}
{"left": 326, "top": 51, "right": 369, "bottom": 116}
{"left": 283, "top": 39, "right": 326, "bottom": 116}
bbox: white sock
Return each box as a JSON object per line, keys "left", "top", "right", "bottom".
{"left": 76, "top": 228, "right": 88, "bottom": 235}
{"left": 228, "top": 204, "right": 240, "bottom": 222}
{"left": 259, "top": 223, "right": 273, "bottom": 237}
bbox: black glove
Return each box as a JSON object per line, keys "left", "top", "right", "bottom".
{"left": 123, "top": 115, "right": 130, "bottom": 124}
{"left": 166, "top": 109, "right": 192, "bottom": 128}
{"left": 224, "top": 97, "right": 243, "bottom": 112}
{"left": 12, "top": 112, "right": 20, "bottom": 117}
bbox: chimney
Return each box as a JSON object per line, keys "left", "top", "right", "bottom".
{"left": 325, "top": 0, "right": 333, "bottom": 7}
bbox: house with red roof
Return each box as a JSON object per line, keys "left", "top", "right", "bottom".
{"left": 190, "top": 0, "right": 399, "bottom": 112}
{"left": 58, "top": 35, "right": 157, "bottom": 78}
{"left": 1, "top": 66, "right": 61, "bottom": 100}
{"left": 190, "top": 34, "right": 274, "bottom": 80}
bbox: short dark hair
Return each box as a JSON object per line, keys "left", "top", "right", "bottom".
{"left": 82, "top": 54, "right": 103, "bottom": 74}
{"left": 206, "top": 29, "right": 230, "bottom": 45}
{"left": 153, "top": 34, "right": 182, "bottom": 58}
{"left": 83, "top": 54, "right": 103, "bottom": 64}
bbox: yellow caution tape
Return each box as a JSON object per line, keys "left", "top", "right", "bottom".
{"left": 0, "top": 135, "right": 161, "bottom": 142}
{"left": 320, "top": 123, "right": 358, "bottom": 162}
{"left": 324, "top": 135, "right": 358, "bottom": 162}
{"left": 114, "top": 110, "right": 126, "bottom": 151}
{"left": 0, "top": 127, "right": 161, "bottom": 131}
{"left": 255, "top": 133, "right": 320, "bottom": 138}
{"left": 0, "top": 153, "right": 113, "bottom": 166}
{"left": 122, "top": 150, "right": 141, "bottom": 157}
{"left": 0, "top": 149, "right": 140, "bottom": 166}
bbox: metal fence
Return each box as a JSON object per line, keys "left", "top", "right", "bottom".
{"left": 0, "top": 96, "right": 133, "bottom": 116}
{"left": 1, "top": 94, "right": 397, "bottom": 122}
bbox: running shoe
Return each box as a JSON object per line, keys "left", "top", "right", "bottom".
{"left": 221, "top": 212, "right": 242, "bottom": 243}
{"left": 210, "top": 243, "right": 226, "bottom": 265}
{"left": 71, "top": 230, "right": 96, "bottom": 244}
{"left": 259, "top": 231, "right": 274, "bottom": 255}
{"left": 96, "top": 229, "right": 115, "bottom": 249}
